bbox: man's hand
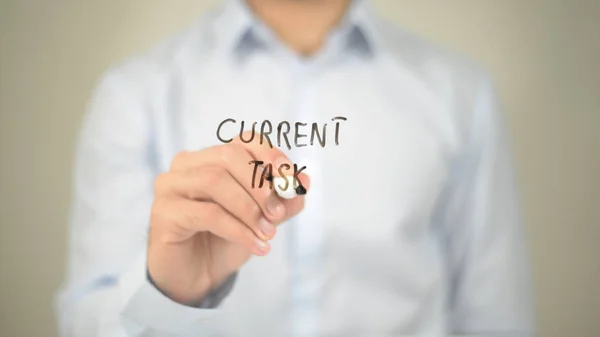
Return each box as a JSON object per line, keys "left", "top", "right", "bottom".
{"left": 147, "top": 134, "right": 309, "bottom": 306}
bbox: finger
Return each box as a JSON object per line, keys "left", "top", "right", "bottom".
{"left": 170, "top": 135, "right": 310, "bottom": 189}
{"left": 168, "top": 130, "right": 311, "bottom": 223}
{"left": 155, "top": 198, "right": 271, "bottom": 256}
{"left": 155, "top": 167, "right": 277, "bottom": 240}
{"left": 168, "top": 145, "right": 284, "bottom": 221}
{"left": 232, "top": 132, "right": 311, "bottom": 221}
{"left": 168, "top": 144, "right": 302, "bottom": 225}
{"left": 228, "top": 139, "right": 310, "bottom": 226}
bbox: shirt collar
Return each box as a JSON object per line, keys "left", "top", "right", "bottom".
{"left": 212, "top": 0, "right": 383, "bottom": 58}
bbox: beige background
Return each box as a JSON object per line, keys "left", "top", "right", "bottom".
{"left": 1, "top": 0, "right": 599, "bottom": 336}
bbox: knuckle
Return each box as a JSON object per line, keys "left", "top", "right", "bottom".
{"left": 184, "top": 170, "right": 206, "bottom": 197}
{"left": 151, "top": 198, "right": 168, "bottom": 215}
{"left": 201, "top": 167, "right": 226, "bottom": 186}
{"left": 150, "top": 199, "right": 173, "bottom": 227}
{"left": 234, "top": 225, "right": 252, "bottom": 245}
{"left": 185, "top": 209, "right": 202, "bottom": 227}
{"left": 220, "top": 144, "right": 240, "bottom": 163}
{"left": 199, "top": 202, "right": 221, "bottom": 224}
{"left": 153, "top": 173, "right": 170, "bottom": 194}
{"left": 170, "top": 151, "right": 189, "bottom": 170}
{"left": 244, "top": 202, "right": 262, "bottom": 222}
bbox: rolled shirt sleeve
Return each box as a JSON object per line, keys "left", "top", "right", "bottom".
{"left": 436, "top": 72, "right": 535, "bottom": 336}
{"left": 119, "top": 253, "right": 236, "bottom": 336}
{"left": 54, "top": 62, "right": 235, "bottom": 337}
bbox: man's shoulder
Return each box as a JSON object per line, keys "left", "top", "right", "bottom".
{"left": 376, "top": 20, "right": 499, "bottom": 141}
{"left": 96, "top": 10, "right": 217, "bottom": 90}
{"left": 377, "top": 19, "right": 491, "bottom": 91}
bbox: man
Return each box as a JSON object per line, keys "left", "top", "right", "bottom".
{"left": 55, "top": 0, "right": 534, "bottom": 336}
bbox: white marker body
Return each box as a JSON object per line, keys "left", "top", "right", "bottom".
{"left": 273, "top": 176, "right": 298, "bottom": 199}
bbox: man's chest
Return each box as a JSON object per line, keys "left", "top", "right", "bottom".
{"left": 152, "top": 64, "right": 456, "bottom": 333}
{"left": 170, "top": 63, "right": 453, "bottom": 228}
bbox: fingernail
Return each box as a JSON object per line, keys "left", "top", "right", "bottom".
{"left": 258, "top": 218, "right": 276, "bottom": 238}
{"left": 254, "top": 238, "right": 270, "bottom": 255}
{"left": 267, "top": 196, "right": 285, "bottom": 218}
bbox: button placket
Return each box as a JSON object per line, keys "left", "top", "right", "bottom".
{"left": 285, "top": 60, "right": 325, "bottom": 337}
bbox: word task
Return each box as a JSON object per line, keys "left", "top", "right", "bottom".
{"left": 248, "top": 161, "right": 306, "bottom": 191}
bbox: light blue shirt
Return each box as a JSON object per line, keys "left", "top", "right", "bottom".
{"left": 55, "top": 0, "right": 534, "bottom": 336}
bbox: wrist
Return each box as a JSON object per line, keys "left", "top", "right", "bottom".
{"left": 146, "top": 267, "right": 213, "bottom": 307}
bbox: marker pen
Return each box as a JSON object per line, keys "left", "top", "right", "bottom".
{"left": 272, "top": 176, "right": 307, "bottom": 199}
{"left": 257, "top": 163, "right": 307, "bottom": 199}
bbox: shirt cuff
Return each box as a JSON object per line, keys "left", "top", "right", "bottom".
{"left": 118, "top": 252, "right": 235, "bottom": 336}
{"left": 147, "top": 265, "right": 237, "bottom": 309}
{"left": 195, "top": 272, "right": 238, "bottom": 309}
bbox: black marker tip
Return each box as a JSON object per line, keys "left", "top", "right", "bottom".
{"left": 295, "top": 185, "right": 307, "bottom": 195}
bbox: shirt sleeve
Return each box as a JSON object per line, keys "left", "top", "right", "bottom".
{"left": 54, "top": 64, "right": 235, "bottom": 337}
{"left": 436, "top": 73, "right": 535, "bottom": 337}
